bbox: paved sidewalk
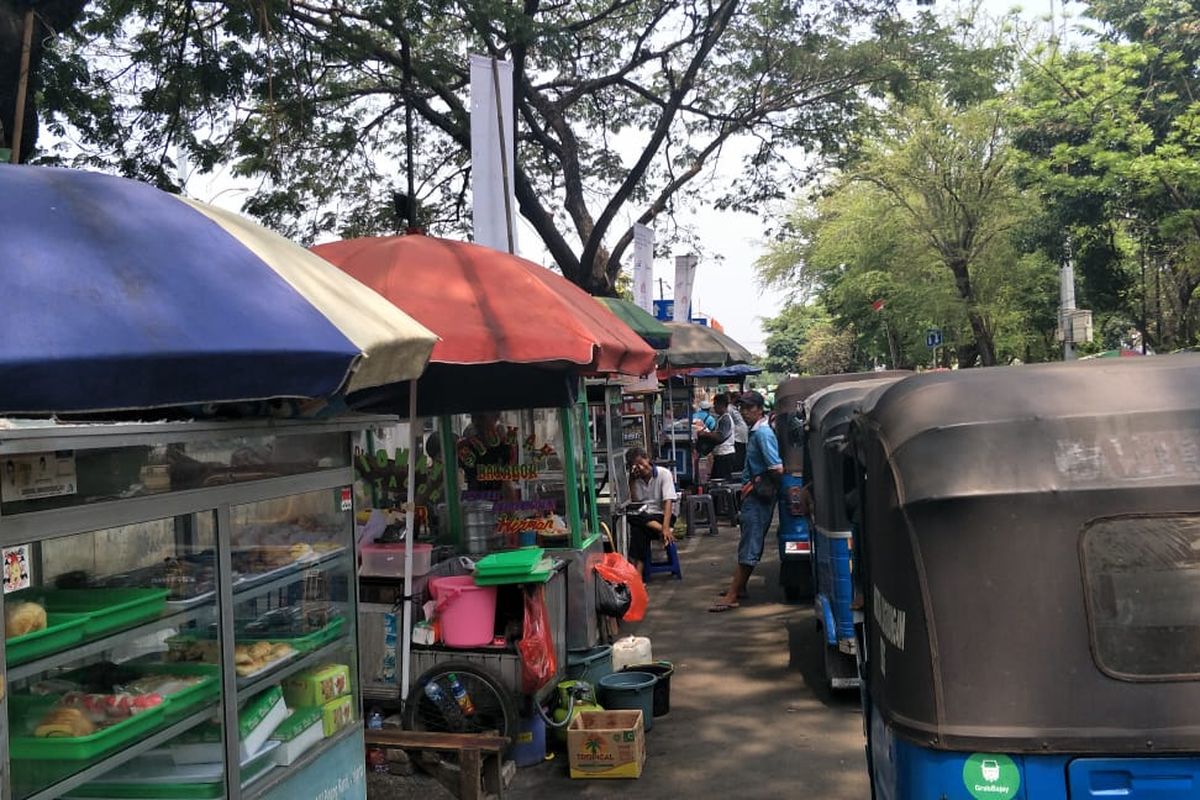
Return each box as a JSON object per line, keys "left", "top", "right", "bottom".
{"left": 508, "top": 521, "right": 870, "bottom": 799}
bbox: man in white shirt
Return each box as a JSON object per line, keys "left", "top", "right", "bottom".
{"left": 625, "top": 446, "right": 678, "bottom": 573}
{"left": 697, "top": 393, "right": 737, "bottom": 481}
{"left": 729, "top": 395, "right": 750, "bottom": 472}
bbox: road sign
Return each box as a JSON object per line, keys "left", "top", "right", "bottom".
{"left": 925, "top": 329, "right": 943, "bottom": 348}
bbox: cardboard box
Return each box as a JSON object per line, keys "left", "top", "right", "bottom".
{"left": 567, "top": 710, "right": 645, "bottom": 779}
{"left": 283, "top": 663, "right": 351, "bottom": 707}
{"left": 321, "top": 694, "right": 355, "bottom": 737}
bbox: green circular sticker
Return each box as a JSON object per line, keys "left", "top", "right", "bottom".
{"left": 963, "top": 753, "right": 1020, "bottom": 800}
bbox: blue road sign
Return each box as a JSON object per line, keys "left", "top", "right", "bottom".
{"left": 926, "top": 328, "right": 943, "bottom": 348}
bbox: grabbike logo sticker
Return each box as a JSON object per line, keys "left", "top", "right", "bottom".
{"left": 963, "top": 753, "right": 1020, "bottom": 800}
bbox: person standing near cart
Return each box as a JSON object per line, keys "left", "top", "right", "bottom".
{"left": 711, "top": 391, "right": 781, "bottom": 612}
{"left": 697, "top": 393, "right": 737, "bottom": 481}
{"left": 729, "top": 394, "right": 749, "bottom": 473}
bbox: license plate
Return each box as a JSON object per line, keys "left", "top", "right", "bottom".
{"left": 783, "top": 541, "right": 810, "bottom": 555}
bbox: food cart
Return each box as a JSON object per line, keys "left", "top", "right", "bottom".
{"left": 312, "top": 234, "right": 657, "bottom": 743}
{"left": 0, "top": 418, "right": 387, "bottom": 800}
{"left": 0, "top": 165, "right": 439, "bottom": 800}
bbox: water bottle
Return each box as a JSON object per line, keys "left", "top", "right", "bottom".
{"left": 424, "top": 680, "right": 466, "bottom": 729}
{"left": 446, "top": 672, "right": 476, "bottom": 717}
{"left": 365, "top": 708, "right": 387, "bottom": 773}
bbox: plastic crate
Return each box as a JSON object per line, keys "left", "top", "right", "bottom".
{"left": 15, "top": 588, "right": 170, "bottom": 638}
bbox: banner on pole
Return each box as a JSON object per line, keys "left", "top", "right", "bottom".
{"left": 633, "top": 224, "right": 654, "bottom": 313}
{"left": 673, "top": 254, "right": 698, "bottom": 322}
{"left": 469, "top": 54, "right": 517, "bottom": 252}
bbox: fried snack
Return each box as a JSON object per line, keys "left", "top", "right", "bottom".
{"left": 271, "top": 642, "right": 295, "bottom": 659}
{"left": 5, "top": 600, "right": 47, "bottom": 638}
{"left": 35, "top": 707, "right": 95, "bottom": 738}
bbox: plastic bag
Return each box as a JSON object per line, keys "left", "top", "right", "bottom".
{"left": 595, "top": 577, "right": 632, "bottom": 618}
{"left": 594, "top": 552, "right": 648, "bottom": 622}
{"left": 518, "top": 586, "right": 557, "bottom": 694}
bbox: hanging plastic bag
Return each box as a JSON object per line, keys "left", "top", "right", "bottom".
{"left": 594, "top": 552, "right": 648, "bottom": 622}
{"left": 595, "top": 577, "right": 632, "bottom": 618}
{"left": 519, "top": 586, "right": 557, "bottom": 694}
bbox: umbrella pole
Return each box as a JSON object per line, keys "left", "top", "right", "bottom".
{"left": 668, "top": 377, "right": 676, "bottom": 469}
{"left": 400, "top": 380, "right": 418, "bottom": 705}
{"left": 9, "top": 9, "right": 34, "bottom": 164}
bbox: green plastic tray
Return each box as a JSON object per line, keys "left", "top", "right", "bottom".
{"left": 473, "top": 567, "right": 553, "bottom": 586}
{"left": 8, "top": 693, "right": 169, "bottom": 761}
{"left": 284, "top": 615, "right": 346, "bottom": 652}
{"left": 6, "top": 612, "right": 89, "bottom": 666}
{"left": 42, "top": 588, "right": 170, "bottom": 637}
{"left": 60, "top": 662, "right": 220, "bottom": 724}
{"left": 64, "top": 741, "right": 278, "bottom": 798}
{"left": 474, "top": 547, "right": 545, "bottom": 576}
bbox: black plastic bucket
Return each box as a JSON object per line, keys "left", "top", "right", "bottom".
{"left": 622, "top": 661, "right": 674, "bottom": 717}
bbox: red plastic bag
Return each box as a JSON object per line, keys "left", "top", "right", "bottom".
{"left": 594, "top": 552, "right": 649, "bottom": 622}
{"left": 519, "top": 586, "right": 558, "bottom": 694}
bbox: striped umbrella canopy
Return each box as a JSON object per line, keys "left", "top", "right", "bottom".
{"left": 0, "top": 166, "right": 437, "bottom": 414}
{"left": 312, "top": 234, "right": 657, "bottom": 413}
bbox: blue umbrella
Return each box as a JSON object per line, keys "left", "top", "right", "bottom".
{"left": 0, "top": 166, "right": 436, "bottom": 414}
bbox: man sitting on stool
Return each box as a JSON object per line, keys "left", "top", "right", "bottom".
{"left": 625, "top": 447, "right": 678, "bottom": 573}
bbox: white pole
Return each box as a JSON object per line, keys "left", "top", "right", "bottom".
{"left": 1061, "top": 245, "right": 1077, "bottom": 361}
{"left": 400, "top": 380, "right": 419, "bottom": 703}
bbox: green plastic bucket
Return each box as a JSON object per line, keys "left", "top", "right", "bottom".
{"left": 566, "top": 645, "right": 612, "bottom": 687}
{"left": 597, "top": 671, "right": 657, "bottom": 732}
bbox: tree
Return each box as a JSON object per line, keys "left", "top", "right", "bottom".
{"left": 853, "top": 96, "right": 1023, "bottom": 366}
{"left": 0, "top": 0, "right": 88, "bottom": 161}
{"left": 798, "top": 320, "right": 856, "bottom": 374}
{"left": 21, "top": 0, "right": 924, "bottom": 293}
{"left": 1010, "top": 0, "right": 1200, "bottom": 349}
{"left": 760, "top": 303, "right": 828, "bottom": 373}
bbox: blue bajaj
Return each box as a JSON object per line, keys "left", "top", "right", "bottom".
{"left": 802, "top": 377, "right": 905, "bottom": 691}
{"left": 853, "top": 357, "right": 1200, "bottom": 800}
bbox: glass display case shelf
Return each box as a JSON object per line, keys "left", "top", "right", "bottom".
{"left": 0, "top": 418, "right": 372, "bottom": 800}
{"left": 18, "top": 707, "right": 215, "bottom": 800}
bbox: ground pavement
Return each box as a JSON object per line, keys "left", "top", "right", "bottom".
{"left": 507, "top": 518, "right": 870, "bottom": 799}
{"left": 369, "top": 519, "right": 870, "bottom": 799}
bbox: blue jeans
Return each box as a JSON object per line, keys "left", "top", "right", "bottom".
{"left": 738, "top": 494, "right": 775, "bottom": 567}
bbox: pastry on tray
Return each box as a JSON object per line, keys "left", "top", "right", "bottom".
{"left": 5, "top": 600, "right": 47, "bottom": 638}
{"left": 35, "top": 707, "right": 95, "bottom": 738}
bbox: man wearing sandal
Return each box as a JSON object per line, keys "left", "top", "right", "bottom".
{"left": 711, "top": 390, "right": 782, "bottom": 612}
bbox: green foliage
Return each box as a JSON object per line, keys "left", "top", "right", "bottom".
{"left": 760, "top": 303, "right": 829, "bottom": 373}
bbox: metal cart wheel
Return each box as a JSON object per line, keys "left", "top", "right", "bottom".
{"left": 404, "top": 660, "right": 521, "bottom": 752}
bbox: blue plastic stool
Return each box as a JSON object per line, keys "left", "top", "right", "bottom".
{"left": 643, "top": 541, "right": 683, "bottom": 582}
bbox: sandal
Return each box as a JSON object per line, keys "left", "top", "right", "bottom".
{"left": 715, "top": 590, "right": 748, "bottom": 599}
{"left": 708, "top": 601, "right": 740, "bottom": 613}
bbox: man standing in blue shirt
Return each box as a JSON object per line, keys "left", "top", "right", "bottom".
{"left": 711, "top": 390, "right": 782, "bottom": 612}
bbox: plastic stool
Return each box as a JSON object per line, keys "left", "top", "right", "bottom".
{"left": 644, "top": 540, "right": 683, "bottom": 582}
{"left": 708, "top": 485, "right": 739, "bottom": 524}
{"left": 685, "top": 494, "right": 718, "bottom": 538}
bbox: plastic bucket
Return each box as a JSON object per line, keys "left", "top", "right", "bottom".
{"left": 597, "top": 671, "right": 657, "bottom": 732}
{"left": 429, "top": 576, "right": 497, "bottom": 648}
{"left": 622, "top": 661, "right": 674, "bottom": 717}
{"left": 566, "top": 645, "right": 613, "bottom": 687}
{"left": 513, "top": 714, "right": 546, "bottom": 767}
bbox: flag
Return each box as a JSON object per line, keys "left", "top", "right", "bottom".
{"left": 470, "top": 54, "right": 517, "bottom": 252}
{"left": 870, "top": 299, "right": 886, "bottom": 312}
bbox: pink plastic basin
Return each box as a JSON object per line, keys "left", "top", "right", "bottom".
{"left": 429, "top": 575, "right": 497, "bottom": 648}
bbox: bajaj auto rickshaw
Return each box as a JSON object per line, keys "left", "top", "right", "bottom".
{"left": 775, "top": 372, "right": 909, "bottom": 602}
{"left": 803, "top": 376, "right": 907, "bottom": 690}
{"left": 854, "top": 356, "right": 1200, "bottom": 800}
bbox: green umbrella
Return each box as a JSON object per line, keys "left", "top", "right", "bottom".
{"left": 595, "top": 296, "right": 673, "bottom": 350}
{"left": 660, "top": 321, "right": 755, "bottom": 368}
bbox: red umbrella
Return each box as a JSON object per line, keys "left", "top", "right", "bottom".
{"left": 313, "top": 235, "right": 654, "bottom": 375}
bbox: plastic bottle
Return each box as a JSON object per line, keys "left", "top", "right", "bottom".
{"left": 446, "top": 672, "right": 476, "bottom": 717}
{"left": 424, "top": 680, "right": 466, "bottom": 729}
{"left": 365, "top": 708, "right": 387, "bottom": 773}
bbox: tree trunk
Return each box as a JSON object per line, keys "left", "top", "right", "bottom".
{"left": 946, "top": 258, "right": 997, "bottom": 367}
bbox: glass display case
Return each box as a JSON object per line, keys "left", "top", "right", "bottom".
{"left": 0, "top": 418, "right": 371, "bottom": 800}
